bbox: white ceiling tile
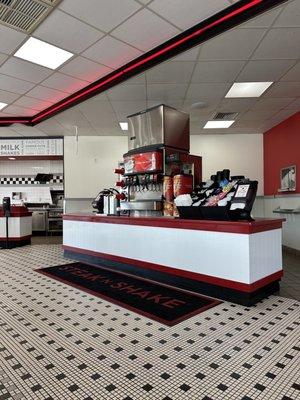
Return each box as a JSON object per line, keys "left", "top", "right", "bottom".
{"left": 191, "top": 61, "right": 245, "bottom": 83}
{"left": 0, "top": 53, "right": 8, "bottom": 66}
{"left": 36, "top": 119, "right": 71, "bottom": 134}
{"left": 250, "top": 97, "right": 295, "bottom": 111}
{"left": 0, "top": 128, "right": 22, "bottom": 137}
{"left": 240, "top": 109, "right": 281, "bottom": 122}
{"left": 199, "top": 28, "right": 266, "bottom": 60}
{"left": 189, "top": 106, "right": 218, "bottom": 120}
{"left": 274, "top": 0, "right": 300, "bottom": 27}
{"left": 284, "top": 98, "right": 300, "bottom": 109}
{"left": 147, "top": 100, "right": 184, "bottom": 110}
{"left": 237, "top": 59, "right": 296, "bottom": 82}
{"left": 149, "top": 0, "right": 229, "bottom": 30}
{"left": 146, "top": 61, "right": 194, "bottom": 83}
{"left": 78, "top": 100, "right": 115, "bottom": 121}
{"left": 59, "top": 56, "right": 112, "bottom": 83}
{"left": 107, "top": 84, "right": 146, "bottom": 101}
{"left": 14, "top": 96, "right": 54, "bottom": 111}
{"left": 172, "top": 47, "right": 200, "bottom": 61}
{"left": 2, "top": 104, "right": 36, "bottom": 116}
{"left": 0, "top": 89, "right": 20, "bottom": 104}
{"left": 26, "top": 86, "right": 67, "bottom": 102}
{"left": 182, "top": 99, "right": 216, "bottom": 113}
{"left": 272, "top": 109, "right": 297, "bottom": 121}
{"left": 55, "top": 108, "right": 91, "bottom": 128}
{"left": 82, "top": 36, "right": 142, "bottom": 69}
{"left": 0, "top": 24, "right": 27, "bottom": 54}
{"left": 185, "top": 83, "right": 231, "bottom": 99}
{"left": 0, "top": 58, "right": 52, "bottom": 84}
{"left": 59, "top": 0, "right": 141, "bottom": 32}
{"left": 239, "top": 6, "right": 283, "bottom": 28}
{"left": 0, "top": 128, "right": 21, "bottom": 137}
{"left": 136, "top": 0, "right": 152, "bottom": 4}
{"left": 112, "top": 9, "right": 179, "bottom": 51}
{"left": 280, "top": 61, "right": 300, "bottom": 81}
{"left": 252, "top": 28, "right": 300, "bottom": 59}
{"left": 126, "top": 73, "right": 146, "bottom": 84}
{"left": 111, "top": 100, "right": 147, "bottom": 118}
{"left": 34, "top": 10, "right": 104, "bottom": 53}
{"left": 0, "top": 74, "right": 35, "bottom": 94}
{"left": 264, "top": 82, "right": 300, "bottom": 98}
{"left": 10, "top": 124, "right": 49, "bottom": 136}
{"left": 41, "top": 72, "right": 88, "bottom": 94}
{"left": 147, "top": 83, "right": 188, "bottom": 100}
{"left": 217, "top": 98, "right": 257, "bottom": 112}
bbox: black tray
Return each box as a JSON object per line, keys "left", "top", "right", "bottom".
{"left": 177, "top": 205, "right": 231, "bottom": 221}
{"left": 177, "top": 205, "right": 253, "bottom": 221}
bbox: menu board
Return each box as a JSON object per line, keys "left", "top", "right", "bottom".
{"left": 0, "top": 138, "right": 63, "bottom": 157}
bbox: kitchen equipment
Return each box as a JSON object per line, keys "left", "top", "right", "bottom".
{"left": 127, "top": 104, "right": 189, "bottom": 152}
{"left": 31, "top": 209, "right": 47, "bottom": 231}
{"left": 118, "top": 104, "right": 202, "bottom": 217}
{"left": 92, "top": 189, "right": 120, "bottom": 215}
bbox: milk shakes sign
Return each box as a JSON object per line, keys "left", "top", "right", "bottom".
{"left": 0, "top": 143, "right": 20, "bottom": 155}
{"left": 0, "top": 139, "right": 63, "bottom": 157}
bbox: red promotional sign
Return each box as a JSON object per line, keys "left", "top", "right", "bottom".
{"left": 124, "top": 151, "right": 163, "bottom": 174}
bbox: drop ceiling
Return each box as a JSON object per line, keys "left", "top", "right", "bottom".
{"left": 0, "top": 0, "right": 299, "bottom": 137}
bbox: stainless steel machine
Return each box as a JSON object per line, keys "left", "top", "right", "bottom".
{"left": 115, "top": 104, "right": 202, "bottom": 217}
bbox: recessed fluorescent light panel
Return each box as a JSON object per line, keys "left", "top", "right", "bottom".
{"left": 225, "top": 82, "right": 273, "bottom": 98}
{"left": 14, "top": 37, "right": 73, "bottom": 69}
{"left": 0, "top": 102, "right": 8, "bottom": 110}
{"left": 119, "top": 122, "right": 128, "bottom": 131}
{"left": 204, "top": 120, "right": 235, "bottom": 129}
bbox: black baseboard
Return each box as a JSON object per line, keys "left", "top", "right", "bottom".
{"left": 0, "top": 238, "right": 31, "bottom": 249}
{"left": 64, "top": 250, "right": 280, "bottom": 306}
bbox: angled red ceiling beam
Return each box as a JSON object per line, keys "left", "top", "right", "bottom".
{"left": 0, "top": 0, "right": 288, "bottom": 127}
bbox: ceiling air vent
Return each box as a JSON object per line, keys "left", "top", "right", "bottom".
{"left": 0, "top": 0, "right": 61, "bottom": 33}
{"left": 213, "top": 112, "right": 239, "bottom": 120}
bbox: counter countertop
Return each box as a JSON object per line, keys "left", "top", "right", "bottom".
{"left": 0, "top": 206, "right": 32, "bottom": 218}
{"left": 63, "top": 213, "right": 285, "bottom": 234}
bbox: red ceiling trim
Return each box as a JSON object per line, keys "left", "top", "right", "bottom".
{"left": 0, "top": 0, "right": 288, "bottom": 127}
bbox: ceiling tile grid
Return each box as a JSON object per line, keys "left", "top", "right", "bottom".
{"left": 0, "top": 0, "right": 298, "bottom": 136}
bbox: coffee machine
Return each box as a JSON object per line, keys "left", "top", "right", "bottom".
{"left": 115, "top": 104, "right": 202, "bottom": 217}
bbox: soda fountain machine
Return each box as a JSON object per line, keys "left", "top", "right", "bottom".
{"left": 114, "top": 104, "right": 202, "bottom": 217}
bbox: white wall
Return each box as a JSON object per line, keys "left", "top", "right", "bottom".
{"left": 64, "top": 133, "right": 264, "bottom": 199}
{"left": 64, "top": 136, "right": 127, "bottom": 199}
{"left": 190, "top": 134, "right": 264, "bottom": 195}
{"left": 253, "top": 196, "right": 300, "bottom": 251}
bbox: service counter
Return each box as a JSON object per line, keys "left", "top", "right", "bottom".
{"left": 0, "top": 206, "right": 32, "bottom": 248}
{"left": 63, "top": 214, "right": 285, "bottom": 305}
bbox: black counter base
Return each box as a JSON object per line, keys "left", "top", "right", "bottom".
{"left": 0, "top": 238, "right": 31, "bottom": 249}
{"left": 64, "top": 250, "right": 280, "bottom": 306}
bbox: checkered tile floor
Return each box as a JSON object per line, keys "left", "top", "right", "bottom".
{"left": 0, "top": 245, "right": 299, "bottom": 400}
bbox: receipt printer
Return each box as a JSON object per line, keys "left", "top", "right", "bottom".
{"left": 230, "top": 180, "right": 258, "bottom": 220}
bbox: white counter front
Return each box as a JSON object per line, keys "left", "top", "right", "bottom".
{"left": 63, "top": 214, "right": 284, "bottom": 305}
{"left": 0, "top": 206, "right": 32, "bottom": 248}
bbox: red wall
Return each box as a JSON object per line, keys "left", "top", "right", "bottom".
{"left": 264, "top": 111, "right": 300, "bottom": 195}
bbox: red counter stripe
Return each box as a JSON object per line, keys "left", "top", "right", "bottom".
{"left": 63, "top": 245, "right": 283, "bottom": 293}
{"left": 63, "top": 214, "right": 284, "bottom": 234}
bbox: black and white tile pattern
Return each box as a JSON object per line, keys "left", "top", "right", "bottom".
{"left": 0, "top": 245, "right": 299, "bottom": 400}
{"left": 0, "top": 175, "right": 63, "bottom": 185}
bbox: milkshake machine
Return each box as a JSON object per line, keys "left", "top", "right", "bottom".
{"left": 114, "top": 104, "right": 202, "bottom": 217}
